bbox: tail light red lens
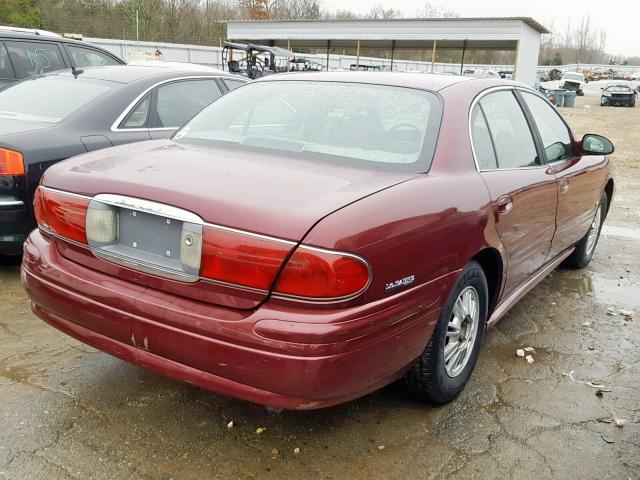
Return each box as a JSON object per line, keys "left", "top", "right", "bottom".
{"left": 33, "top": 187, "right": 89, "bottom": 244}
{"left": 201, "top": 227, "right": 369, "bottom": 299}
{"left": 201, "top": 226, "right": 292, "bottom": 290}
{"left": 275, "top": 247, "right": 370, "bottom": 298}
{"left": 0, "top": 148, "right": 24, "bottom": 176}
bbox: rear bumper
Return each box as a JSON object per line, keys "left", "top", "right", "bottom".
{"left": 22, "top": 230, "right": 453, "bottom": 409}
{"left": 0, "top": 199, "right": 32, "bottom": 255}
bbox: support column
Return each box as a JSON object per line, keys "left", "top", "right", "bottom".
{"left": 513, "top": 27, "right": 541, "bottom": 86}
{"left": 390, "top": 40, "right": 395, "bottom": 71}
{"left": 459, "top": 40, "right": 467, "bottom": 75}
{"left": 287, "top": 39, "right": 291, "bottom": 51}
{"left": 356, "top": 40, "right": 361, "bottom": 69}
{"left": 431, "top": 40, "right": 437, "bottom": 73}
{"left": 326, "top": 40, "right": 330, "bottom": 70}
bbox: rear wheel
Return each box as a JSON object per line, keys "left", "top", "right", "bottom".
{"left": 564, "top": 193, "right": 607, "bottom": 268}
{"left": 403, "top": 261, "right": 488, "bottom": 404}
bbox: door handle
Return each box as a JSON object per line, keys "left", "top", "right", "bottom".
{"left": 497, "top": 195, "right": 513, "bottom": 214}
{"left": 559, "top": 179, "right": 570, "bottom": 193}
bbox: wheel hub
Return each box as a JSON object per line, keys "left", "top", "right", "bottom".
{"left": 444, "top": 287, "right": 480, "bottom": 378}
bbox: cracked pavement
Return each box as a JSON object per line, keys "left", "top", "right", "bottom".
{"left": 1, "top": 85, "right": 639, "bottom": 479}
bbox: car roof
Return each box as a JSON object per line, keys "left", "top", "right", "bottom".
{"left": 0, "top": 26, "right": 61, "bottom": 37}
{"left": 42, "top": 65, "right": 238, "bottom": 84}
{"left": 254, "top": 71, "right": 490, "bottom": 92}
{"left": 0, "top": 29, "right": 91, "bottom": 46}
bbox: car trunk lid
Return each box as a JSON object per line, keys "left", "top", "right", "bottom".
{"left": 41, "top": 139, "right": 416, "bottom": 309}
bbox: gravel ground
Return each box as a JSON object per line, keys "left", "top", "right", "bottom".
{"left": 0, "top": 85, "right": 638, "bottom": 479}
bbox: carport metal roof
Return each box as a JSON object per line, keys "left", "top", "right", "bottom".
{"left": 226, "top": 18, "right": 549, "bottom": 85}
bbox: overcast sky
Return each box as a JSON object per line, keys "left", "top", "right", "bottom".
{"left": 321, "top": 0, "right": 637, "bottom": 57}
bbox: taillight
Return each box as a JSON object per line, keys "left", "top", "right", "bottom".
{"left": 200, "top": 226, "right": 370, "bottom": 299}
{"left": 33, "top": 187, "right": 89, "bottom": 244}
{"left": 275, "top": 247, "right": 370, "bottom": 298}
{"left": 0, "top": 148, "right": 24, "bottom": 176}
{"left": 200, "top": 226, "right": 292, "bottom": 290}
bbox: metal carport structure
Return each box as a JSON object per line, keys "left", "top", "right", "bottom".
{"left": 226, "top": 18, "right": 550, "bottom": 86}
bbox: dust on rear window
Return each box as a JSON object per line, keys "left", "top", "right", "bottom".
{"left": 174, "top": 81, "right": 442, "bottom": 172}
{"left": 0, "top": 76, "right": 113, "bottom": 123}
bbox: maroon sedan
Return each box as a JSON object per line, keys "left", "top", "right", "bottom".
{"left": 21, "top": 73, "right": 614, "bottom": 409}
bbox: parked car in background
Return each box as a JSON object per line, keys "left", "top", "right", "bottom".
{"left": 600, "top": 82, "right": 637, "bottom": 107}
{"left": 464, "top": 68, "right": 500, "bottom": 78}
{"left": 0, "top": 27, "right": 124, "bottom": 89}
{"left": 22, "top": 73, "right": 614, "bottom": 410}
{"left": 0, "top": 65, "right": 246, "bottom": 255}
{"left": 561, "top": 71, "right": 585, "bottom": 96}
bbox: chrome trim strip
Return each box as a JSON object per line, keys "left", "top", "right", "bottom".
{"left": 0, "top": 200, "right": 24, "bottom": 207}
{"left": 39, "top": 185, "right": 91, "bottom": 201}
{"left": 109, "top": 75, "right": 226, "bottom": 133}
{"left": 468, "top": 85, "right": 551, "bottom": 173}
{"left": 93, "top": 194, "right": 204, "bottom": 225}
{"left": 204, "top": 222, "right": 297, "bottom": 246}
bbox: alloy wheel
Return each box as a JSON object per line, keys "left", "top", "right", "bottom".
{"left": 444, "top": 286, "right": 480, "bottom": 377}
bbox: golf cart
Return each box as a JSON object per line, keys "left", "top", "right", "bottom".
{"left": 223, "top": 42, "right": 295, "bottom": 79}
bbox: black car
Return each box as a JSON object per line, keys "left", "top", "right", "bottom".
{"left": 0, "top": 27, "right": 125, "bottom": 89}
{"left": 600, "top": 82, "right": 637, "bottom": 107}
{"left": 0, "top": 65, "right": 247, "bottom": 255}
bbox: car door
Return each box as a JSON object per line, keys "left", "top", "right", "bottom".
{"left": 471, "top": 89, "right": 558, "bottom": 296}
{"left": 519, "top": 91, "right": 602, "bottom": 258}
{"left": 148, "top": 78, "right": 224, "bottom": 140}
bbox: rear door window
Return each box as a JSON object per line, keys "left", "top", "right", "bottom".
{"left": 65, "top": 44, "right": 121, "bottom": 67}
{"left": 0, "top": 42, "right": 15, "bottom": 80}
{"left": 151, "top": 79, "right": 222, "bottom": 129}
{"left": 470, "top": 105, "right": 498, "bottom": 170}
{"left": 479, "top": 90, "right": 539, "bottom": 169}
{"left": 5, "top": 41, "right": 66, "bottom": 78}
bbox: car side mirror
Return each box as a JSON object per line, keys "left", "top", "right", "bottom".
{"left": 581, "top": 134, "right": 614, "bottom": 155}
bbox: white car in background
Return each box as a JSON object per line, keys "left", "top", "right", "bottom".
{"left": 562, "top": 71, "right": 586, "bottom": 96}
{"left": 464, "top": 68, "right": 500, "bottom": 79}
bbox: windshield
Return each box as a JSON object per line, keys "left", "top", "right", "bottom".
{"left": 564, "top": 73, "right": 583, "bottom": 82}
{"left": 175, "top": 81, "right": 441, "bottom": 172}
{"left": 605, "top": 83, "right": 632, "bottom": 92}
{"left": 0, "top": 76, "right": 114, "bottom": 123}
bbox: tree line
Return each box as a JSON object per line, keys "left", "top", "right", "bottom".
{"left": 1, "top": 1, "right": 637, "bottom": 66}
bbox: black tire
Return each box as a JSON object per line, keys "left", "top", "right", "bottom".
{"left": 563, "top": 193, "right": 608, "bottom": 269}
{"left": 577, "top": 89, "right": 584, "bottom": 96}
{"left": 403, "top": 261, "right": 488, "bottom": 404}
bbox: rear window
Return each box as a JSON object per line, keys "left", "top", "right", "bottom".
{"left": 175, "top": 81, "right": 441, "bottom": 172}
{"left": 5, "top": 41, "right": 66, "bottom": 78}
{"left": 0, "top": 76, "right": 113, "bottom": 123}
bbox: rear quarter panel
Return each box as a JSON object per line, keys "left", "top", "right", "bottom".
{"left": 301, "top": 172, "right": 499, "bottom": 305}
